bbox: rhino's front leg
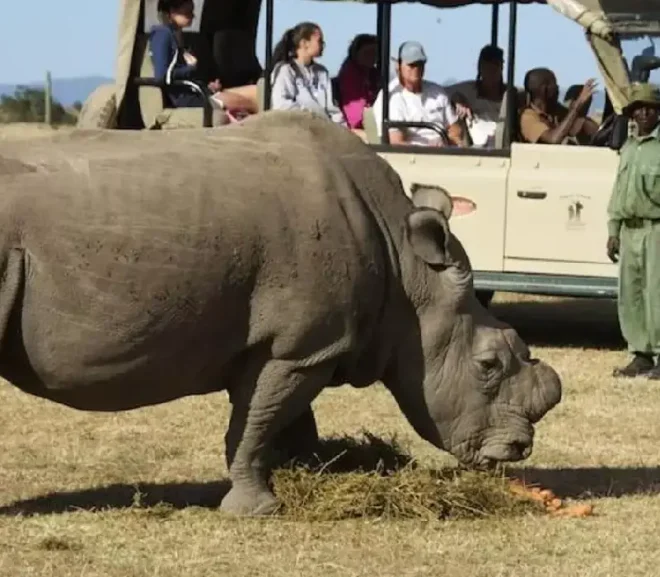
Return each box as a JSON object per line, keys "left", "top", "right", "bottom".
{"left": 221, "top": 360, "right": 332, "bottom": 516}
{"left": 225, "top": 406, "right": 319, "bottom": 472}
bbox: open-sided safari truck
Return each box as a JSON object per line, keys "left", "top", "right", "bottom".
{"left": 81, "top": 0, "right": 660, "bottom": 304}
{"left": 77, "top": 0, "right": 263, "bottom": 129}
{"left": 259, "top": 0, "right": 659, "bottom": 305}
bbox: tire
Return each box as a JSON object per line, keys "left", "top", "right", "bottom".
{"left": 476, "top": 290, "right": 495, "bottom": 309}
{"left": 77, "top": 84, "right": 118, "bottom": 129}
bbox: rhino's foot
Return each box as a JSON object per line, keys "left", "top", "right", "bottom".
{"left": 220, "top": 484, "right": 279, "bottom": 517}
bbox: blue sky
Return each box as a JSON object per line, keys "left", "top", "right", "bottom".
{"left": 2, "top": 0, "right": 653, "bottom": 87}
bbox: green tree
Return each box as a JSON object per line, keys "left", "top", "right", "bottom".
{"left": 0, "top": 86, "right": 77, "bottom": 125}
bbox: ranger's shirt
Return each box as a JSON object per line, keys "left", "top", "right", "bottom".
{"left": 607, "top": 123, "right": 660, "bottom": 237}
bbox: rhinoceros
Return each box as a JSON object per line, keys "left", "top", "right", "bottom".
{"left": 0, "top": 110, "right": 561, "bottom": 515}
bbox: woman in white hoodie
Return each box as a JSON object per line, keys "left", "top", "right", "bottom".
{"left": 270, "top": 22, "right": 346, "bottom": 126}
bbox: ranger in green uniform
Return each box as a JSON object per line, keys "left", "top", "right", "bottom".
{"left": 607, "top": 82, "right": 660, "bottom": 378}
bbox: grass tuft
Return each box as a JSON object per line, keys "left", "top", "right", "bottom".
{"left": 271, "top": 433, "right": 544, "bottom": 521}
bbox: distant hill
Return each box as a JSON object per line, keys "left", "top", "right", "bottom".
{"left": 0, "top": 76, "right": 114, "bottom": 107}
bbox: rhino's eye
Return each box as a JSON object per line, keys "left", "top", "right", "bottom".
{"left": 477, "top": 357, "right": 502, "bottom": 376}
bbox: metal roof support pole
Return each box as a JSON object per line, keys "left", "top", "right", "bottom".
{"left": 491, "top": 3, "right": 500, "bottom": 46}
{"left": 378, "top": 1, "right": 392, "bottom": 144}
{"left": 504, "top": 0, "right": 518, "bottom": 148}
{"left": 263, "top": 0, "right": 274, "bottom": 111}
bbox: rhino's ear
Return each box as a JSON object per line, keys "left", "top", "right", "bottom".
{"left": 410, "top": 183, "right": 454, "bottom": 220}
{"left": 405, "top": 208, "right": 451, "bottom": 266}
{"left": 410, "top": 183, "right": 476, "bottom": 220}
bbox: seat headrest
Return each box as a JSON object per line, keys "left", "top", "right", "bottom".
{"left": 212, "top": 29, "right": 263, "bottom": 88}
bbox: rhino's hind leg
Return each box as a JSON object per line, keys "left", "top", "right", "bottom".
{"left": 221, "top": 360, "right": 332, "bottom": 516}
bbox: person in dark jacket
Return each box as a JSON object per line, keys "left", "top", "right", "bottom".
{"left": 149, "top": 0, "right": 258, "bottom": 115}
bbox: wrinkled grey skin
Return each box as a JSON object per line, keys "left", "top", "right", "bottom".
{"left": 0, "top": 111, "right": 561, "bottom": 515}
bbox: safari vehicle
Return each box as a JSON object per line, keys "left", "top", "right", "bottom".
{"left": 259, "top": 0, "right": 660, "bottom": 306}
{"left": 77, "top": 0, "right": 264, "bottom": 130}
{"left": 81, "top": 0, "right": 660, "bottom": 305}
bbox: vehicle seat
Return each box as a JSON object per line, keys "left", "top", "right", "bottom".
{"left": 362, "top": 107, "right": 379, "bottom": 143}
{"left": 133, "top": 32, "right": 229, "bottom": 129}
{"left": 212, "top": 29, "right": 263, "bottom": 89}
{"left": 331, "top": 76, "right": 341, "bottom": 107}
{"left": 494, "top": 87, "right": 524, "bottom": 147}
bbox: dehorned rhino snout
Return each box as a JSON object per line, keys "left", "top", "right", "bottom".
{"left": 524, "top": 359, "right": 562, "bottom": 424}
{"left": 499, "top": 326, "right": 562, "bottom": 423}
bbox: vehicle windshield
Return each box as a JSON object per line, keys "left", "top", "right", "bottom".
{"left": 620, "top": 34, "right": 660, "bottom": 85}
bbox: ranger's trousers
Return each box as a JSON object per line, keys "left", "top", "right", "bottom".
{"left": 618, "top": 219, "right": 660, "bottom": 355}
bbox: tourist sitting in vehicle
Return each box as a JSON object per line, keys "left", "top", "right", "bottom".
{"left": 446, "top": 44, "right": 507, "bottom": 123}
{"left": 444, "top": 44, "right": 506, "bottom": 147}
{"left": 372, "top": 41, "right": 469, "bottom": 146}
{"left": 562, "top": 83, "right": 600, "bottom": 144}
{"left": 149, "top": 0, "right": 258, "bottom": 118}
{"left": 519, "top": 68, "right": 597, "bottom": 145}
{"left": 270, "top": 22, "right": 346, "bottom": 126}
{"left": 336, "top": 33, "right": 379, "bottom": 129}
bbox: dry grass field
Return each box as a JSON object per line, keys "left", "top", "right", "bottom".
{"left": 0, "top": 123, "right": 76, "bottom": 142}
{"left": 0, "top": 291, "right": 658, "bottom": 577}
{"left": 2, "top": 123, "right": 659, "bottom": 575}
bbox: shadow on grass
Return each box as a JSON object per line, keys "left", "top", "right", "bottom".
{"left": 0, "top": 480, "right": 232, "bottom": 517}
{"left": 507, "top": 466, "right": 660, "bottom": 499}
{"left": 490, "top": 296, "right": 624, "bottom": 351}
{"left": 2, "top": 435, "right": 658, "bottom": 518}
{"left": 0, "top": 435, "right": 414, "bottom": 518}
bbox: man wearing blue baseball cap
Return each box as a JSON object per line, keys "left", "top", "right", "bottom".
{"left": 372, "top": 40, "right": 469, "bottom": 147}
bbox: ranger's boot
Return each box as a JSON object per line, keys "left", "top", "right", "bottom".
{"left": 646, "top": 357, "right": 660, "bottom": 380}
{"left": 612, "top": 353, "right": 655, "bottom": 378}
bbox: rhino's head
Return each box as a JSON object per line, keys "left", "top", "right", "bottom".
{"left": 387, "top": 185, "right": 561, "bottom": 468}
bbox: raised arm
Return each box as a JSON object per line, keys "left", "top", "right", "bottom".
{"left": 536, "top": 80, "right": 597, "bottom": 144}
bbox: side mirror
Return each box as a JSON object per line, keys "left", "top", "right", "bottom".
{"left": 630, "top": 55, "right": 660, "bottom": 83}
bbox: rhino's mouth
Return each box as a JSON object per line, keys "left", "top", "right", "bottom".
{"left": 450, "top": 435, "right": 533, "bottom": 470}
{"left": 450, "top": 408, "right": 535, "bottom": 468}
{"left": 477, "top": 438, "right": 533, "bottom": 467}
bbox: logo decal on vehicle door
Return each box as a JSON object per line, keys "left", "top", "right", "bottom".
{"left": 562, "top": 195, "right": 588, "bottom": 229}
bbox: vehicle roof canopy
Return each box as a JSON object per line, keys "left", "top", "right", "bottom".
{"left": 311, "top": 0, "right": 660, "bottom": 35}
{"left": 311, "top": 0, "right": 657, "bottom": 25}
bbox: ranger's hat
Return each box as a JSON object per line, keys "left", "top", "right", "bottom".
{"left": 623, "top": 82, "right": 660, "bottom": 113}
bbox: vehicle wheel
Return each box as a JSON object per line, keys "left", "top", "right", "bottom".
{"left": 76, "top": 84, "right": 118, "bottom": 129}
{"left": 476, "top": 290, "right": 494, "bottom": 308}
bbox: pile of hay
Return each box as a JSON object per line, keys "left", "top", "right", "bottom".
{"left": 270, "top": 433, "right": 545, "bottom": 522}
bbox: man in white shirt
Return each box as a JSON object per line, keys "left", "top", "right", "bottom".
{"left": 372, "top": 41, "right": 468, "bottom": 147}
